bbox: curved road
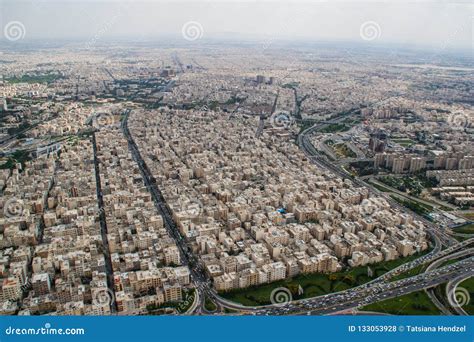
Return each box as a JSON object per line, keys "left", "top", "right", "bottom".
{"left": 424, "top": 248, "right": 474, "bottom": 315}
{"left": 298, "top": 120, "right": 456, "bottom": 248}
{"left": 446, "top": 273, "right": 473, "bottom": 315}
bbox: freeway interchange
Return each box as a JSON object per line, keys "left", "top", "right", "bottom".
{"left": 297, "top": 111, "right": 457, "bottom": 249}
{"left": 121, "top": 107, "right": 472, "bottom": 316}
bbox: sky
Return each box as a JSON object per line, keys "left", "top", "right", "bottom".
{"left": 0, "top": 0, "right": 472, "bottom": 50}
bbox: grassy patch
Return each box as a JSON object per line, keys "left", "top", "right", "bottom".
{"left": 349, "top": 160, "right": 374, "bottom": 177}
{"left": 282, "top": 82, "right": 299, "bottom": 89}
{"left": 177, "top": 289, "right": 196, "bottom": 313}
{"left": 439, "top": 256, "right": 470, "bottom": 268}
{"left": 390, "top": 195, "right": 433, "bottom": 216}
{"left": 460, "top": 213, "right": 474, "bottom": 221}
{"left": 0, "top": 150, "right": 31, "bottom": 170}
{"left": 453, "top": 223, "right": 474, "bottom": 235}
{"left": 379, "top": 175, "right": 424, "bottom": 197}
{"left": 224, "top": 307, "right": 239, "bottom": 314}
{"left": 361, "top": 290, "right": 440, "bottom": 315}
{"left": 392, "top": 138, "right": 414, "bottom": 147}
{"left": 368, "top": 180, "right": 391, "bottom": 192}
{"left": 320, "top": 123, "right": 350, "bottom": 133}
{"left": 454, "top": 235, "right": 468, "bottom": 242}
{"left": 6, "top": 73, "right": 63, "bottom": 84}
{"left": 458, "top": 277, "right": 474, "bottom": 315}
{"left": 204, "top": 296, "right": 217, "bottom": 311}
{"left": 391, "top": 264, "right": 425, "bottom": 282}
{"left": 329, "top": 142, "right": 356, "bottom": 158}
{"left": 298, "top": 121, "right": 314, "bottom": 134}
{"left": 6, "top": 121, "right": 32, "bottom": 136}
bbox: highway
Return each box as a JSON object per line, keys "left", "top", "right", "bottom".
{"left": 297, "top": 114, "right": 457, "bottom": 248}
{"left": 215, "top": 257, "right": 474, "bottom": 315}
{"left": 368, "top": 177, "right": 458, "bottom": 211}
{"left": 378, "top": 237, "right": 473, "bottom": 284}
{"left": 292, "top": 106, "right": 471, "bottom": 315}
{"left": 424, "top": 248, "right": 474, "bottom": 315}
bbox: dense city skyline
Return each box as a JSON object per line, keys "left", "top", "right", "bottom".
{"left": 0, "top": 0, "right": 473, "bottom": 324}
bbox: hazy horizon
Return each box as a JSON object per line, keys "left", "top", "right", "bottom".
{"left": 1, "top": 0, "right": 472, "bottom": 52}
